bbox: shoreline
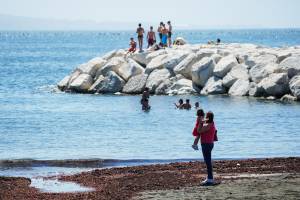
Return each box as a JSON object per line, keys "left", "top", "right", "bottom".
{"left": 1, "top": 157, "right": 299, "bottom": 199}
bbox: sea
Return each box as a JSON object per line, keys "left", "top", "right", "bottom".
{"left": 0, "top": 29, "right": 300, "bottom": 183}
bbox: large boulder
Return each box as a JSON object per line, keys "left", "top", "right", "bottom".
{"left": 146, "top": 69, "right": 172, "bottom": 93}
{"left": 191, "top": 57, "right": 215, "bottom": 87}
{"left": 258, "top": 73, "right": 289, "bottom": 97}
{"left": 101, "top": 50, "right": 117, "bottom": 60}
{"left": 222, "top": 64, "right": 249, "bottom": 88}
{"left": 130, "top": 51, "right": 149, "bottom": 66}
{"left": 94, "top": 71, "right": 125, "bottom": 93}
{"left": 249, "top": 63, "right": 280, "bottom": 83}
{"left": 277, "top": 52, "right": 292, "bottom": 63}
{"left": 279, "top": 56, "right": 300, "bottom": 78}
{"left": 249, "top": 82, "right": 265, "bottom": 97}
{"left": 69, "top": 74, "right": 93, "bottom": 92}
{"left": 173, "top": 53, "right": 198, "bottom": 79}
{"left": 289, "top": 75, "right": 300, "bottom": 100}
{"left": 122, "top": 74, "right": 148, "bottom": 94}
{"left": 200, "top": 76, "right": 226, "bottom": 95}
{"left": 77, "top": 57, "right": 106, "bottom": 78}
{"left": 88, "top": 75, "right": 105, "bottom": 93}
{"left": 244, "top": 54, "right": 277, "bottom": 69}
{"left": 213, "top": 55, "right": 238, "bottom": 78}
{"left": 173, "top": 37, "right": 187, "bottom": 45}
{"left": 280, "top": 94, "right": 297, "bottom": 102}
{"left": 166, "top": 78, "right": 195, "bottom": 95}
{"left": 57, "top": 75, "right": 71, "bottom": 91}
{"left": 145, "top": 52, "right": 188, "bottom": 74}
{"left": 145, "top": 49, "right": 167, "bottom": 64}
{"left": 98, "top": 57, "right": 125, "bottom": 76}
{"left": 145, "top": 54, "right": 168, "bottom": 74}
{"left": 117, "top": 58, "right": 144, "bottom": 81}
{"left": 228, "top": 79, "right": 250, "bottom": 96}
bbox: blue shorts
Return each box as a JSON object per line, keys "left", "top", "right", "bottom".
{"left": 162, "top": 34, "right": 168, "bottom": 45}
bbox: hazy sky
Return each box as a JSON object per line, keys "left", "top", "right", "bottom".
{"left": 1, "top": 0, "right": 300, "bottom": 28}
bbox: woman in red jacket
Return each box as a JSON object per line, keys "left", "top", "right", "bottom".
{"left": 198, "top": 111, "right": 216, "bottom": 185}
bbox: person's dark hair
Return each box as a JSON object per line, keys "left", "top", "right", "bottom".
{"left": 206, "top": 111, "right": 214, "bottom": 123}
{"left": 144, "top": 87, "right": 149, "bottom": 91}
{"left": 150, "top": 26, "right": 153, "bottom": 29}
{"left": 197, "top": 109, "right": 205, "bottom": 117}
{"left": 167, "top": 21, "right": 171, "bottom": 24}
{"left": 179, "top": 99, "right": 183, "bottom": 104}
{"left": 130, "top": 37, "right": 134, "bottom": 40}
{"left": 160, "top": 22, "right": 163, "bottom": 25}
{"left": 217, "top": 38, "right": 221, "bottom": 43}
{"left": 186, "top": 99, "right": 190, "bottom": 103}
{"left": 139, "top": 23, "right": 141, "bottom": 27}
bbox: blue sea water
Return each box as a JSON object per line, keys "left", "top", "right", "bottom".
{"left": 0, "top": 29, "right": 300, "bottom": 176}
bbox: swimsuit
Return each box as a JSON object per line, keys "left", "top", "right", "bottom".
{"left": 162, "top": 34, "right": 168, "bottom": 45}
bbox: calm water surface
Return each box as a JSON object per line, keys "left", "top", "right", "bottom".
{"left": 0, "top": 30, "right": 300, "bottom": 177}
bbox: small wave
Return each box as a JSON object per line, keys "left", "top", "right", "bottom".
{"left": 0, "top": 158, "right": 200, "bottom": 169}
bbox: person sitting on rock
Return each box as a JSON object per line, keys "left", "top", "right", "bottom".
{"left": 183, "top": 99, "right": 192, "bottom": 110}
{"left": 175, "top": 99, "right": 184, "bottom": 109}
{"left": 126, "top": 38, "right": 136, "bottom": 56}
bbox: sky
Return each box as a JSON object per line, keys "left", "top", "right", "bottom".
{"left": 0, "top": 0, "right": 300, "bottom": 29}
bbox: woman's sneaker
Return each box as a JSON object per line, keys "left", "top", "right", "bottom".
{"left": 191, "top": 144, "right": 199, "bottom": 150}
{"left": 200, "top": 179, "right": 214, "bottom": 186}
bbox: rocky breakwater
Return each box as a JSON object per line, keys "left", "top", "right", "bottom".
{"left": 58, "top": 43, "right": 300, "bottom": 101}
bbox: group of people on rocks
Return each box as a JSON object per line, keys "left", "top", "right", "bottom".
{"left": 128, "top": 21, "right": 173, "bottom": 54}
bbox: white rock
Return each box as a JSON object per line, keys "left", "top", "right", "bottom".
{"left": 245, "top": 54, "right": 277, "bottom": 69}
{"left": 258, "top": 73, "right": 289, "bottom": 97}
{"left": 122, "top": 74, "right": 148, "bottom": 94}
{"left": 280, "top": 94, "right": 297, "bottom": 102}
{"left": 88, "top": 75, "right": 105, "bottom": 93}
{"left": 130, "top": 51, "right": 149, "bottom": 66}
{"left": 117, "top": 58, "right": 144, "bottom": 81}
{"left": 222, "top": 64, "right": 249, "bottom": 88}
{"left": 145, "top": 54, "right": 168, "bottom": 74}
{"left": 69, "top": 74, "right": 93, "bottom": 92}
{"left": 145, "top": 49, "right": 167, "bottom": 64}
{"left": 57, "top": 75, "right": 70, "bottom": 90}
{"left": 213, "top": 55, "right": 238, "bottom": 78}
{"left": 173, "top": 53, "right": 198, "bottom": 79}
{"left": 200, "top": 76, "right": 226, "bottom": 95}
{"left": 249, "top": 63, "right": 280, "bottom": 83}
{"left": 99, "top": 57, "right": 125, "bottom": 76}
{"left": 228, "top": 79, "right": 250, "bottom": 96}
{"left": 173, "top": 37, "right": 187, "bottom": 45}
{"left": 191, "top": 57, "right": 215, "bottom": 87}
{"left": 77, "top": 57, "right": 106, "bottom": 78}
{"left": 277, "top": 52, "right": 292, "bottom": 63}
{"left": 249, "top": 82, "right": 265, "bottom": 97}
{"left": 289, "top": 75, "right": 300, "bottom": 100}
{"left": 211, "top": 54, "right": 222, "bottom": 64}
{"left": 95, "top": 71, "right": 125, "bottom": 93}
{"left": 279, "top": 56, "right": 300, "bottom": 78}
{"left": 146, "top": 69, "right": 172, "bottom": 93}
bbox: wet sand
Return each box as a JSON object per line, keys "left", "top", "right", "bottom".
{"left": 1, "top": 157, "right": 299, "bottom": 200}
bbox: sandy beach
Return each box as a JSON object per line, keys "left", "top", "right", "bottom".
{"left": 1, "top": 157, "right": 299, "bottom": 200}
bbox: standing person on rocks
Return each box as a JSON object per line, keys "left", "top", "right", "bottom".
{"left": 161, "top": 23, "right": 169, "bottom": 47}
{"left": 167, "top": 21, "right": 173, "bottom": 47}
{"left": 197, "top": 111, "right": 217, "bottom": 185}
{"left": 157, "top": 22, "right": 163, "bottom": 43}
{"left": 147, "top": 26, "right": 156, "bottom": 48}
{"left": 136, "top": 23, "right": 145, "bottom": 52}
